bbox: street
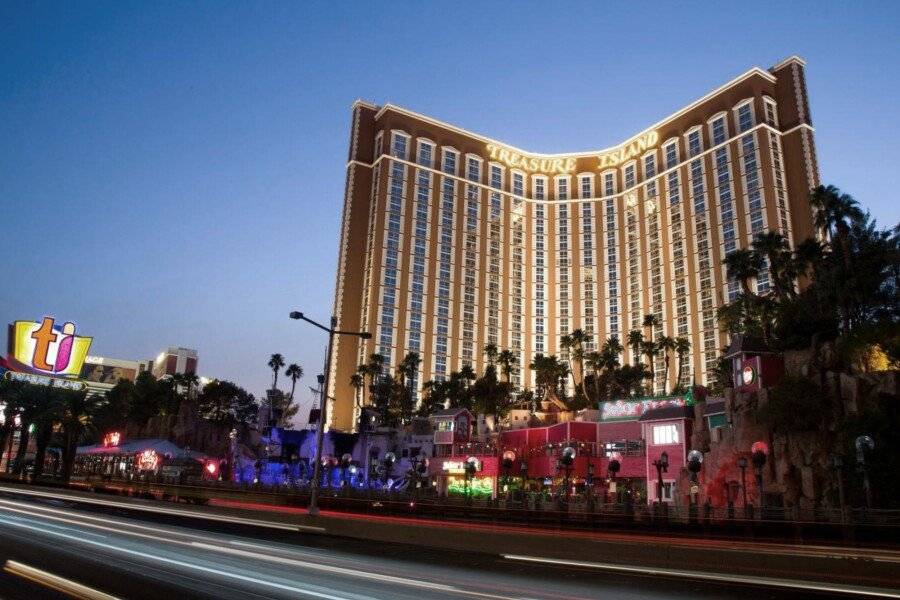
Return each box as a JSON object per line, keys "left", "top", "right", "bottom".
{"left": 0, "top": 488, "right": 893, "bottom": 599}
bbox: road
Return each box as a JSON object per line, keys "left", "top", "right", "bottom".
{"left": 0, "top": 488, "right": 894, "bottom": 599}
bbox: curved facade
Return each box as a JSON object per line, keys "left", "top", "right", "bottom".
{"left": 328, "top": 56, "right": 819, "bottom": 431}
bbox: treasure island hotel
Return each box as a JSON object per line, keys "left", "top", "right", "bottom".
{"left": 327, "top": 56, "right": 819, "bottom": 431}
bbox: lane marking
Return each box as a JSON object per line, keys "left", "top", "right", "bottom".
{"left": 0, "top": 485, "right": 308, "bottom": 532}
{"left": 4, "top": 560, "right": 121, "bottom": 600}
{"left": 501, "top": 554, "right": 900, "bottom": 598}
{"left": 0, "top": 518, "right": 373, "bottom": 600}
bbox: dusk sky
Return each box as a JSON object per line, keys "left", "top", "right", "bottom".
{"left": 2, "top": 2, "right": 898, "bottom": 420}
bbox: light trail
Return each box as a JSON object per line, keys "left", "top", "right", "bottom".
{"left": 0, "top": 484, "right": 308, "bottom": 532}
{"left": 4, "top": 560, "right": 121, "bottom": 600}
{"left": 0, "top": 500, "right": 563, "bottom": 600}
{"left": 501, "top": 554, "right": 900, "bottom": 598}
{"left": 0, "top": 515, "right": 375, "bottom": 600}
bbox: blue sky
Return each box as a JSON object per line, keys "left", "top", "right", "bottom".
{"left": 2, "top": 2, "right": 898, "bottom": 417}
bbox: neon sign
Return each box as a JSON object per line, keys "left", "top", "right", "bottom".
{"left": 137, "top": 449, "right": 159, "bottom": 471}
{"left": 103, "top": 431, "right": 122, "bottom": 447}
{"left": 485, "top": 144, "right": 577, "bottom": 174}
{"left": 596, "top": 131, "right": 659, "bottom": 169}
{"left": 7, "top": 317, "right": 92, "bottom": 378}
{"left": 600, "top": 396, "right": 686, "bottom": 422}
{"left": 442, "top": 459, "right": 482, "bottom": 474}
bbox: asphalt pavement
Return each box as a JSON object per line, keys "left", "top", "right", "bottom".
{"left": 0, "top": 490, "right": 893, "bottom": 600}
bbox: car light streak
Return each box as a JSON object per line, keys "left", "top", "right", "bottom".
{"left": 0, "top": 485, "right": 304, "bottom": 532}
{"left": 4, "top": 560, "right": 121, "bottom": 600}
{"left": 0, "top": 517, "right": 373, "bottom": 600}
{"left": 190, "top": 542, "right": 533, "bottom": 600}
{"left": 501, "top": 554, "right": 900, "bottom": 598}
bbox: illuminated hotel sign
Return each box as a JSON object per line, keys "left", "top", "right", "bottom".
{"left": 599, "top": 393, "right": 691, "bottom": 422}
{"left": 485, "top": 144, "right": 577, "bottom": 174}
{"left": 3, "top": 317, "right": 92, "bottom": 387}
{"left": 596, "top": 130, "right": 659, "bottom": 169}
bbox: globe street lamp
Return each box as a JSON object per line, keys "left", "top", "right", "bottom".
{"left": 289, "top": 311, "right": 371, "bottom": 517}
{"left": 383, "top": 452, "right": 396, "bottom": 488}
{"left": 607, "top": 454, "right": 621, "bottom": 504}
{"left": 855, "top": 435, "right": 875, "bottom": 510}
{"left": 559, "top": 446, "right": 576, "bottom": 510}
{"left": 687, "top": 450, "right": 703, "bottom": 524}
{"left": 501, "top": 450, "right": 516, "bottom": 508}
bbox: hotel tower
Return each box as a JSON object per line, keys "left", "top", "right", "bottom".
{"left": 327, "top": 56, "right": 819, "bottom": 431}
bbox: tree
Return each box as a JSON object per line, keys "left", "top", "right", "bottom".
{"left": 674, "top": 337, "right": 692, "bottom": 391}
{"left": 198, "top": 380, "right": 258, "bottom": 430}
{"left": 627, "top": 330, "right": 644, "bottom": 366}
{"left": 497, "top": 349, "right": 517, "bottom": 384}
{"left": 642, "top": 314, "right": 661, "bottom": 344}
{"left": 349, "top": 373, "right": 364, "bottom": 409}
{"left": 566, "top": 329, "right": 591, "bottom": 403}
{"left": 267, "top": 353, "right": 285, "bottom": 390}
{"left": 279, "top": 363, "right": 304, "bottom": 427}
{"left": 641, "top": 341, "right": 659, "bottom": 394}
{"left": 471, "top": 365, "right": 513, "bottom": 426}
{"left": 59, "top": 390, "right": 104, "bottom": 483}
{"left": 357, "top": 353, "right": 385, "bottom": 408}
{"left": 483, "top": 343, "right": 499, "bottom": 367}
{"left": 724, "top": 248, "right": 763, "bottom": 296}
{"left": 657, "top": 335, "right": 676, "bottom": 394}
{"left": 752, "top": 231, "right": 794, "bottom": 299}
{"left": 396, "top": 352, "right": 421, "bottom": 424}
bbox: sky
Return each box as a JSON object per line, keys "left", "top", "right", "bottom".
{"left": 2, "top": 1, "right": 899, "bottom": 419}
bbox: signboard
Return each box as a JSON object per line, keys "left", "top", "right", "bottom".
{"left": 600, "top": 395, "right": 689, "bottom": 422}
{"left": 3, "top": 370, "right": 86, "bottom": 391}
{"left": 442, "top": 459, "right": 482, "bottom": 474}
{"left": 734, "top": 356, "right": 761, "bottom": 392}
{"left": 6, "top": 317, "right": 92, "bottom": 378}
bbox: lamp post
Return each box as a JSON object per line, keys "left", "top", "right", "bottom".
{"left": 652, "top": 451, "right": 669, "bottom": 515}
{"left": 586, "top": 459, "right": 595, "bottom": 512}
{"left": 519, "top": 458, "right": 529, "bottom": 509}
{"left": 501, "top": 450, "right": 516, "bottom": 508}
{"left": 289, "top": 311, "right": 371, "bottom": 516}
{"left": 383, "top": 452, "right": 396, "bottom": 488}
{"left": 751, "top": 441, "right": 769, "bottom": 519}
{"left": 855, "top": 435, "right": 875, "bottom": 510}
{"left": 687, "top": 450, "right": 703, "bottom": 524}
{"left": 607, "top": 455, "right": 621, "bottom": 504}
{"left": 737, "top": 456, "right": 749, "bottom": 518}
{"left": 464, "top": 456, "right": 478, "bottom": 505}
{"left": 559, "top": 446, "right": 576, "bottom": 510}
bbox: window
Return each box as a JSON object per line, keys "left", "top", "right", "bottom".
{"left": 654, "top": 481, "right": 675, "bottom": 502}
{"left": 652, "top": 424, "right": 679, "bottom": 445}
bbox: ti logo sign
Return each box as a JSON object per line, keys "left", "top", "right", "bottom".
{"left": 9, "top": 317, "right": 93, "bottom": 378}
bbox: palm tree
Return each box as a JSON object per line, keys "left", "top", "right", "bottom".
{"left": 458, "top": 364, "right": 477, "bottom": 389}
{"left": 567, "top": 329, "right": 590, "bottom": 402}
{"left": 627, "top": 330, "right": 644, "bottom": 366}
{"left": 641, "top": 341, "right": 658, "bottom": 394}
{"left": 724, "top": 248, "right": 763, "bottom": 296}
{"left": 810, "top": 184, "right": 865, "bottom": 335}
{"left": 180, "top": 372, "right": 199, "bottom": 401}
{"left": 657, "top": 335, "right": 676, "bottom": 394}
{"left": 752, "top": 231, "right": 793, "bottom": 298}
{"left": 496, "top": 349, "right": 517, "bottom": 384}
{"left": 349, "top": 373, "right": 364, "bottom": 408}
{"left": 267, "top": 353, "right": 285, "bottom": 390}
{"left": 483, "top": 343, "right": 499, "bottom": 367}
{"left": 285, "top": 363, "right": 303, "bottom": 402}
{"left": 642, "top": 314, "right": 660, "bottom": 344}
{"left": 584, "top": 351, "right": 604, "bottom": 402}
{"left": 674, "top": 337, "right": 691, "bottom": 391}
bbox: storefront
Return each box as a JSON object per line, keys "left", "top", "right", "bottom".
{"left": 432, "top": 456, "right": 499, "bottom": 499}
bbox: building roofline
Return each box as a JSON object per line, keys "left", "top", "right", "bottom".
{"left": 366, "top": 63, "right": 782, "bottom": 158}
{"left": 770, "top": 55, "right": 807, "bottom": 72}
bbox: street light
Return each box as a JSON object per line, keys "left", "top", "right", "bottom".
{"left": 687, "top": 450, "right": 703, "bottom": 524}
{"left": 652, "top": 451, "right": 669, "bottom": 511}
{"left": 855, "top": 435, "right": 875, "bottom": 510}
{"left": 559, "top": 446, "right": 576, "bottom": 509}
{"left": 737, "top": 456, "right": 749, "bottom": 518}
{"left": 607, "top": 454, "right": 621, "bottom": 504}
{"left": 289, "top": 310, "right": 371, "bottom": 516}
{"left": 501, "top": 450, "right": 516, "bottom": 508}
{"left": 751, "top": 441, "right": 769, "bottom": 518}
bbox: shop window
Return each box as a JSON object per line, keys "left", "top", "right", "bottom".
{"left": 652, "top": 424, "right": 679, "bottom": 445}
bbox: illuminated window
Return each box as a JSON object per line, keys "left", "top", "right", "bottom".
{"left": 652, "top": 424, "right": 679, "bottom": 445}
